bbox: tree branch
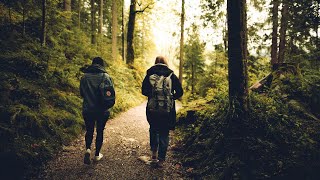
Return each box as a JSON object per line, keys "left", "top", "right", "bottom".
{"left": 134, "top": 3, "right": 154, "bottom": 14}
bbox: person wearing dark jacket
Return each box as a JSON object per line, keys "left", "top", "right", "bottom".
{"left": 80, "top": 57, "right": 113, "bottom": 165}
{"left": 142, "top": 56, "right": 183, "bottom": 166}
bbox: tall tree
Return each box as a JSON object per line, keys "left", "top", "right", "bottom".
{"left": 271, "top": 0, "right": 279, "bottom": 66}
{"left": 64, "top": 0, "right": 71, "bottom": 11}
{"left": 91, "top": 0, "right": 96, "bottom": 44}
{"left": 278, "top": 0, "right": 289, "bottom": 63}
{"left": 41, "top": 0, "right": 46, "bottom": 46}
{"left": 126, "top": 0, "right": 136, "bottom": 64}
{"left": 179, "top": 0, "right": 185, "bottom": 84}
{"left": 227, "top": 0, "right": 249, "bottom": 116}
{"left": 112, "top": 0, "right": 118, "bottom": 61}
{"left": 227, "top": 2, "right": 250, "bottom": 177}
{"left": 122, "top": 0, "right": 125, "bottom": 62}
{"left": 98, "top": 0, "right": 103, "bottom": 34}
{"left": 126, "top": 0, "right": 151, "bottom": 64}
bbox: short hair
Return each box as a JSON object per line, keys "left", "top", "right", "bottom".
{"left": 92, "top": 57, "right": 104, "bottom": 67}
{"left": 155, "top": 56, "right": 168, "bottom": 66}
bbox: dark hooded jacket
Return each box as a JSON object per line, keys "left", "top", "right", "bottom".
{"left": 142, "top": 63, "right": 183, "bottom": 130}
{"left": 80, "top": 64, "right": 112, "bottom": 113}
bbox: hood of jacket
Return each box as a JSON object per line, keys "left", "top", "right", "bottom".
{"left": 83, "top": 64, "right": 106, "bottom": 73}
{"left": 147, "top": 63, "right": 173, "bottom": 76}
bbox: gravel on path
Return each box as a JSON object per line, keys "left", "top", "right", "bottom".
{"left": 37, "top": 102, "right": 185, "bottom": 180}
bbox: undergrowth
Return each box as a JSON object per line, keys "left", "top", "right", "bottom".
{"left": 0, "top": 16, "right": 145, "bottom": 179}
{"left": 175, "top": 66, "right": 320, "bottom": 179}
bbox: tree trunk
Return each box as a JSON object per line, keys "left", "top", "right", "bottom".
{"left": 227, "top": 0, "right": 249, "bottom": 116}
{"left": 278, "top": 0, "right": 289, "bottom": 64}
{"left": 223, "top": 19, "right": 228, "bottom": 53}
{"left": 98, "top": 0, "right": 103, "bottom": 34}
{"left": 41, "top": 0, "right": 46, "bottom": 46}
{"left": 91, "top": 0, "right": 96, "bottom": 44}
{"left": 227, "top": 0, "right": 249, "bottom": 178}
{"left": 142, "top": 15, "right": 145, "bottom": 60}
{"left": 112, "top": 0, "right": 118, "bottom": 61}
{"left": 271, "top": 0, "right": 279, "bottom": 66}
{"left": 64, "top": 0, "right": 71, "bottom": 11}
{"left": 78, "top": 0, "right": 81, "bottom": 28}
{"left": 179, "top": 0, "right": 185, "bottom": 84}
{"left": 288, "top": 35, "right": 295, "bottom": 57}
{"left": 122, "top": 0, "right": 125, "bottom": 62}
{"left": 126, "top": 0, "right": 136, "bottom": 64}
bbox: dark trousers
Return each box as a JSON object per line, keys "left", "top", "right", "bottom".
{"left": 149, "top": 129, "right": 169, "bottom": 161}
{"left": 83, "top": 111, "right": 109, "bottom": 156}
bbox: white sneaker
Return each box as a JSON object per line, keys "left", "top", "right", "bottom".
{"left": 84, "top": 149, "right": 91, "bottom": 165}
{"left": 94, "top": 153, "right": 103, "bottom": 162}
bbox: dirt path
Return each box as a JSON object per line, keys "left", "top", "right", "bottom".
{"left": 37, "top": 102, "right": 184, "bottom": 180}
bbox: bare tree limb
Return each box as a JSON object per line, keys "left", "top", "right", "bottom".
{"left": 135, "top": 3, "right": 154, "bottom": 14}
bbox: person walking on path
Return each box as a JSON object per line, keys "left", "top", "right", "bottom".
{"left": 80, "top": 57, "right": 114, "bottom": 165}
{"left": 142, "top": 56, "right": 183, "bottom": 167}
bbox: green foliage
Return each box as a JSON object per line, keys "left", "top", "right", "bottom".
{"left": 247, "top": 55, "right": 270, "bottom": 85}
{"left": 183, "top": 24, "right": 206, "bottom": 95}
{"left": 200, "top": 0, "right": 225, "bottom": 27}
{"left": 134, "top": 7, "right": 156, "bottom": 61}
{"left": 175, "top": 64, "right": 320, "bottom": 179}
{"left": 199, "top": 51, "right": 228, "bottom": 99}
{"left": 0, "top": 2, "right": 145, "bottom": 178}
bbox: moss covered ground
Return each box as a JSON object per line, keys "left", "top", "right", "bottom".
{"left": 0, "top": 24, "right": 146, "bottom": 179}
{"left": 175, "top": 65, "right": 320, "bottom": 179}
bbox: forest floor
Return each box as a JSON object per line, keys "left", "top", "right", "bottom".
{"left": 35, "top": 102, "right": 185, "bottom": 180}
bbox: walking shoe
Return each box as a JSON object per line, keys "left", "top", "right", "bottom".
{"left": 150, "top": 151, "right": 159, "bottom": 165}
{"left": 94, "top": 153, "right": 103, "bottom": 162}
{"left": 84, "top": 149, "right": 91, "bottom": 165}
{"left": 151, "top": 151, "right": 157, "bottom": 161}
{"left": 150, "top": 158, "right": 159, "bottom": 164}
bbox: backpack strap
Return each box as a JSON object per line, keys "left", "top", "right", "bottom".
{"left": 100, "top": 73, "right": 113, "bottom": 85}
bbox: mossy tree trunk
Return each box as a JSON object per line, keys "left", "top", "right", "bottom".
{"left": 227, "top": 1, "right": 250, "bottom": 178}
{"left": 227, "top": 0, "right": 249, "bottom": 117}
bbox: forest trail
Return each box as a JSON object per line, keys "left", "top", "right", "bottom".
{"left": 37, "top": 102, "right": 184, "bottom": 180}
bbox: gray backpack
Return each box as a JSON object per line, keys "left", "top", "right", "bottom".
{"left": 147, "top": 72, "right": 173, "bottom": 117}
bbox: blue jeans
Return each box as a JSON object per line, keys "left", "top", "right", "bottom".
{"left": 149, "top": 129, "right": 169, "bottom": 161}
